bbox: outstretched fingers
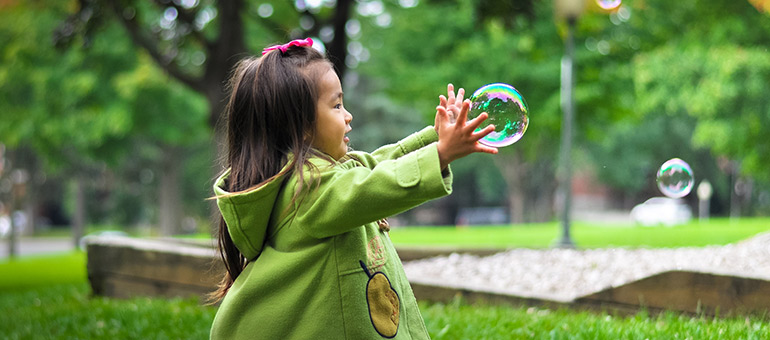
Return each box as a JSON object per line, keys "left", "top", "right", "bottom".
{"left": 464, "top": 108, "right": 490, "bottom": 132}
{"left": 474, "top": 143, "right": 499, "bottom": 155}
{"left": 435, "top": 105, "right": 450, "bottom": 125}
{"left": 467, "top": 113, "right": 498, "bottom": 154}
{"left": 472, "top": 124, "right": 496, "bottom": 140}
{"left": 455, "top": 99, "right": 471, "bottom": 127}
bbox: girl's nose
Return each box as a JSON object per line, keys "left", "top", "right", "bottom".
{"left": 344, "top": 109, "right": 352, "bottom": 123}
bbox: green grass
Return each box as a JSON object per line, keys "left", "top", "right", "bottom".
{"left": 1, "top": 281, "right": 767, "bottom": 339}
{"left": 0, "top": 283, "right": 216, "bottom": 339}
{"left": 3, "top": 219, "right": 769, "bottom": 338}
{"left": 419, "top": 299, "right": 770, "bottom": 339}
{"left": 389, "top": 217, "right": 770, "bottom": 249}
{"left": 0, "top": 252, "right": 86, "bottom": 290}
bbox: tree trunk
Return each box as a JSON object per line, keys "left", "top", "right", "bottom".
{"left": 159, "top": 145, "right": 182, "bottom": 236}
{"left": 329, "top": 0, "right": 353, "bottom": 80}
{"left": 72, "top": 177, "right": 85, "bottom": 249}
{"left": 7, "top": 186, "right": 18, "bottom": 258}
{"left": 23, "top": 164, "right": 37, "bottom": 236}
{"left": 528, "top": 160, "right": 557, "bottom": 223}
{"left": 494, "top": 150, "right": 528, "bottom": 224}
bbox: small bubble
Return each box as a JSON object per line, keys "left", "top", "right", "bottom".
{"left": 656, "top": 158, "right": 694, "bottom": 198}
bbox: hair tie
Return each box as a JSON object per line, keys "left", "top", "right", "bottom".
{"left": 262, "top": 38, "right": 314, "bottom": 55}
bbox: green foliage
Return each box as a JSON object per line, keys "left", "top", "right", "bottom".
{"left": 389, "top": 217, "right": 770, "bottom": 248}
{"left": 113, "top": 55, "right": 209, "bottom": 146}
{"left": 0, "top": 0, "right": 213, "bottom": 228}
{"left": 357, "top": 0, "right": 569, "bottom": 221}
{"left": 361, "top": 0, "right": 564, "bottom": 153}
{"left": 635, "top": 44, "right": 770, "bottom": 184}
{"left": 0, "top": 2, "right": 137, "bottom": 169}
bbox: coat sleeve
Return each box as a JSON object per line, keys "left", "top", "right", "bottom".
{"left": 348, "top": 126, "right": 438, "bottom": 168}
{"left": 293, "top": 143, "right": 452, "bottom": 239}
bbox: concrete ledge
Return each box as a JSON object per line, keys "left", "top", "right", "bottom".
{"left": 395, "top": 246, "right": 503, "bottom": 262}
{"left": 576, "top": 270, "right": 770, "bottom": 317}
{"left": 410, "top": 280, "right": 572, "bottom": 311}
{"left": 85, "top": 236, "right": 770, "bottom": 318}
{"left": 85, "top": 236, "right": 222, "bottom": 302}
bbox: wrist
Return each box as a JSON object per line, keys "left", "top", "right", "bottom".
{"left": 437, "top": 141, "right": 450, "bottom": 170}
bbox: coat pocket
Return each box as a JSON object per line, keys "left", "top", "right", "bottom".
{"left": 395, "top": 152, "right": 420, "bottom": 188}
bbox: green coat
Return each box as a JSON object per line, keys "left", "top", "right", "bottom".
{"left": 210, "top": 127, "right": 452, "bottom": 340}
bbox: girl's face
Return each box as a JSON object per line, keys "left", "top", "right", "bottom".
{"left": 312, "top": 66, "right": 352, "bottom": 160}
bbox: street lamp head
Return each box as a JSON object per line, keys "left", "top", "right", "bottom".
{"left": 555, "top": 0, "right": 586, "bottom": 20}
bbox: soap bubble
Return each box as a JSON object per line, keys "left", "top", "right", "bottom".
{"left": 597, "top": 0, "right": 621, "bottom": 10}
{"left": 656, "top": 158, "right": 694, "bottom": 198}
{"left": 468, "top": 83, "right": 529, "bottom": 148}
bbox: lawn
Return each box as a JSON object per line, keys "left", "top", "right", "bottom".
{"left": 2, "top": 248, "right": 770, "bottom": 339}
{"left": 389, "top": 217, "right": 770, "bottom": 249}
{"left": 0, "top": 252, "right": 86, "bottom": 290}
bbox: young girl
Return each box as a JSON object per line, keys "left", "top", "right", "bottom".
{"left": 210, "top": 38, "right": 498, "bottom": 339}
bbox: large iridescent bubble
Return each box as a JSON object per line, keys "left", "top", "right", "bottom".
{"left": 597, "top": 0, "right": 621, "bottom": 10}
{"left": 468, "top": 83, "right": 529, "bottom": 148}
{"left": 656, "top": 158, "right": 694, "bottom": 198}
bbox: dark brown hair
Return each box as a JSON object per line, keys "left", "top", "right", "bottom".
{"left": 210, "top": 45, "right": 333, "bottom": 303}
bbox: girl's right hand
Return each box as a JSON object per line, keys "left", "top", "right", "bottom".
{"left": 435, "top": 99, "right": 498, "bottom": 170}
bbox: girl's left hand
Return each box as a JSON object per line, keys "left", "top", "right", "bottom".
{"left": 436, "top": 83, "right": 464, "bottom": 127}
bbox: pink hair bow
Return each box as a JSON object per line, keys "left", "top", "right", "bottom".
{"left": 262, "top": 38, "right": 314, "bottom": 55}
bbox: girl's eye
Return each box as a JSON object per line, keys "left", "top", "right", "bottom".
{"left": 334, "top": 103, "right": 342, "bottom": 109}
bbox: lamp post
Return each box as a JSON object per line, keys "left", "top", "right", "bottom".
{"left": 553, "top": 0, "right": 584, "bottom": 248}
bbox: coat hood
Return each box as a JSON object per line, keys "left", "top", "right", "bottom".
{"left": 213, "top": 167, "right": 289, "bottom": 261}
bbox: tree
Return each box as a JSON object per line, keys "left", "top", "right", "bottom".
{"left": 0, "top": 0, "right": 138, "bottom": 243}
{"left": 358, "top": 0, "right": 566, "bottom": 223}
{"left": 626, "top": 0, "right": 770, "bottom": 214}
{"left": 55, "top": 0, "right": 360, "bottom": 233}
{"left": 1, "top": 0, "right": 213, "bottom": 239}
{"left": 59, "top": 0, "right": 356, "bottom": 128}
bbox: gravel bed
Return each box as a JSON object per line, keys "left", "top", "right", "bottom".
{"left": 402, "top": 232, "right": 770, "bottom": 302}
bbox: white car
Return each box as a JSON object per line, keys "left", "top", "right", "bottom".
{"left": 630, "top": 197, "right": 692, "bottom": 226}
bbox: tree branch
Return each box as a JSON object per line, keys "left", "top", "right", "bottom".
{"left": 151, "top": 0, "right": 210, "bottom": 47}
{"left": 107, "top": 1, "right": 204, "bottom": 92}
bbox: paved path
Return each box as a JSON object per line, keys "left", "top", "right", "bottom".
{"left": 0, "top": 237, "right": 75, "bottom": 260}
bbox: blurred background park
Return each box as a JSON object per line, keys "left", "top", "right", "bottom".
{"left": 3, "top": 0, "right": 770, "bottom": 245}
{"left": 2, "top": 0, "right": 770, "bottom": 243}
{"left": 2, "top": 0, "right": 770, "bottom": 338}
